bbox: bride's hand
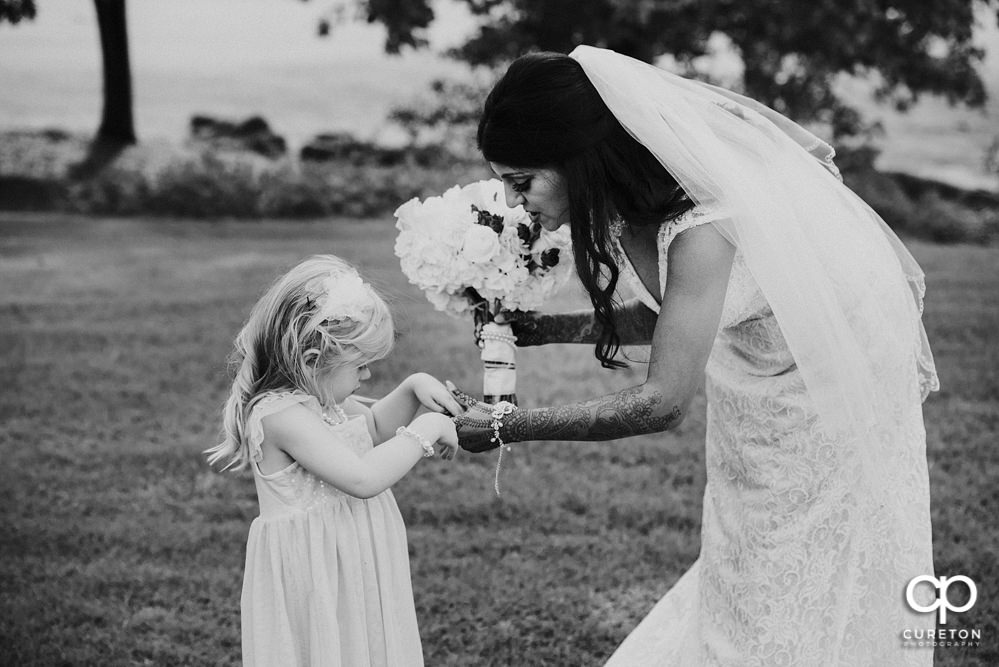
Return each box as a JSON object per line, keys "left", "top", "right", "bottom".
{"left": 493, "top": 310, "right": 543, "bottom": 347}
{"left": 445, "top": 381, "right": 501, "bottom": 452}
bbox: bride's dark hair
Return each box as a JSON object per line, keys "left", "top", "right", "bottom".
{"left": 478, "top": 51, "right": 693, "bottom": 368}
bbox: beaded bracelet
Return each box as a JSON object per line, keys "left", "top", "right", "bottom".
{"left": 490, "top": 401, "right": 517, "bottom": 495}
{"left": 396, "top": 426, "right": 435, "bottom": 458}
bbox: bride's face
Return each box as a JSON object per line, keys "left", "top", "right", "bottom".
{"left": 489, "top": 162, "right": 570, "bottom": 231}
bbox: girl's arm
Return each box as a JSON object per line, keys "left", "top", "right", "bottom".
{"left": 500, "top": 298, "right": 658, "bottom": 346}
{"left": 368, "top": 374, "right": 465, "bottom": 443}
{"left": 264, "top": 408, "right": 456, "bottom": 499}
{"left": 455, "top": 224, "right": 734, "bottom": 449}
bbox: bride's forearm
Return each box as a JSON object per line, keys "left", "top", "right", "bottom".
{"left": 525, "top": 309, "right": 600, "bottom": 345}
{"left": 522, "top": 299, "right": 656, "bottom": 346}
{"left": 616, "top": 298, "right": 658, "bottom": 345}
{"left": 500, "top": 383, "right": 684, "bottom": 443}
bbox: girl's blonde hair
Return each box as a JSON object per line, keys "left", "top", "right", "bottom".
{"left": 206, "top": 255, "right": 394, "bottom": 470}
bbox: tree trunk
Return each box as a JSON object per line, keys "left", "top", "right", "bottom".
{"left": 70, "top": 0, "right": 134, "bottom": 177}
{"left": 94, "top": 0, "right": 135, "bottom": 144}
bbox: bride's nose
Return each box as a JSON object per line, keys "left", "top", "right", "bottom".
{"left": 503, "top": 182, "right": 526, "bottom": 209}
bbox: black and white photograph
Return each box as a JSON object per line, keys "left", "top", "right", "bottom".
{"left": 2, "top": 0, "right": 997, "bottom": 664}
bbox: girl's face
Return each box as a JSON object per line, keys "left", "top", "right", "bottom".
{"left": 322, "top": 362, "right": 372, "bottom": 403}
{"left": 489, "top": 162, "right": 570, "bottom": 231}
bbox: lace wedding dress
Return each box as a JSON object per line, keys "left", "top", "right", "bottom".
{"left": 605, "top": 207, "right": 935, "bottom": 666}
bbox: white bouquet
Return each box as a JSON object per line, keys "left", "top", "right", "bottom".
{"left": 394, "top": 179, "right": 572, "bottom": 403}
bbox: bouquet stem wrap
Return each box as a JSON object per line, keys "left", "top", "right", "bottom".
{"left": 480, "top": 322, "right": 518, "bottom": 405}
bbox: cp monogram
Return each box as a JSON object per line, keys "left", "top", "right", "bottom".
{"left": 906, "top": 575, "right": 978, "bottom": 624}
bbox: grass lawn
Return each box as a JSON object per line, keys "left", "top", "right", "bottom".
{"left": 1, "top": 214, "right": 996, "bottom": 666}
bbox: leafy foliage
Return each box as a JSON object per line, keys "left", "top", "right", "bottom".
{"left": 0, "top": 0, "right": 36, "bottom": 23}
{"left": 1, "top": 130, "right": 995, "bottom": 241}
{"left": 308, "top": 0, "right": 434, "bottom": 52}
{"left": 471, "top": 203, "right": 505, "bottom": 233}
{"left": 363, "top": 0, "right": 999, "bottom": 138}
{"left": 986, "top": 136, "right": 999, "bottom": 187}
{"left": 0, "top": 130, "right": 494, "bottom": 219}
{"left": 387, "top": 75, "right": 496, "bottom": 157}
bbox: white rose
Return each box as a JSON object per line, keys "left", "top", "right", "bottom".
{"left": 461, "top": 225, "right": 501, "bottom": 264}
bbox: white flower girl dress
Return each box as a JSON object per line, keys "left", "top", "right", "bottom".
{"left": 240, "top": 391, "right": 423, "bottom": 667}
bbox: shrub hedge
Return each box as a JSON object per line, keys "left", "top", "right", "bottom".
{"left": 0, "top": 130, "right": 995, "bottom": 244}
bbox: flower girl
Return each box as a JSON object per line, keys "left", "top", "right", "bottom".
{"left": 206, "top": 255, "right": 464, "bottom": 667}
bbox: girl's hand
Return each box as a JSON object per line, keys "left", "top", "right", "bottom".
{"left": 408, "top": 373, "right": 466, "bottom": 418}
{"left": 434, "top": 413, "right": 459, "bottom": 460}
{"left": 411, "top": 412, "right": 459, "bottom": 460}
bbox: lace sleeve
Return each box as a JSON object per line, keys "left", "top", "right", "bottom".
{"left": 614, "top": 205, "right": 735, "bottom": 313}
{"left": 245, "top": 391, "right": 320, "bottom": 462}
{"left": 665, "top": 205, "right": 731, "bottom": 242}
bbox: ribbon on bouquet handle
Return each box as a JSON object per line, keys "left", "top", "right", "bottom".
{"left": 480, "top": 322, "right": 518, "bottom": 406}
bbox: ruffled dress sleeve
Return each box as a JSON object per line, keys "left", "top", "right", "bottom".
{"left": 245, "top": 391, "right": 322, "bottom": 464}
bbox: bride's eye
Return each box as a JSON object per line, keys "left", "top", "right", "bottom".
{"left": 511, "top": 179, "right": 531, "bottom": 193}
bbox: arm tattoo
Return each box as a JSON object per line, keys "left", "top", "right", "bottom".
{"left": 615, "top": 299, "right": 659, "bottom": 345}
{"left": 501, "top": 385, "right": 683, "bottom": 443}
{"left": 526, "top": 310, "right": 600, "bottom": 345}
{"left": 514, "top": 299, "right": 657, "bottom": 346}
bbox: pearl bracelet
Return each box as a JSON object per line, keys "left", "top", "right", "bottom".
{"left": 480, "top": 329, "right": 518, "bottom": 346}
{"left": 490, "top": 401, "right": 517, "bottom": 495}
{"left": 396, "top": 426, "right": 435, "bottom": 458}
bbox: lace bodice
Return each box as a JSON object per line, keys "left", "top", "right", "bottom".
{"left": 246, "top": 391, "right": 377, "bottom": 517}
{"left": 615, "top": 206, "right": 768, "bottom": 330}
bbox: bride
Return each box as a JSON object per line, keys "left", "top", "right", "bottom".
{"left": 449, "top": 46, "right": 939, "bottom": 665}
